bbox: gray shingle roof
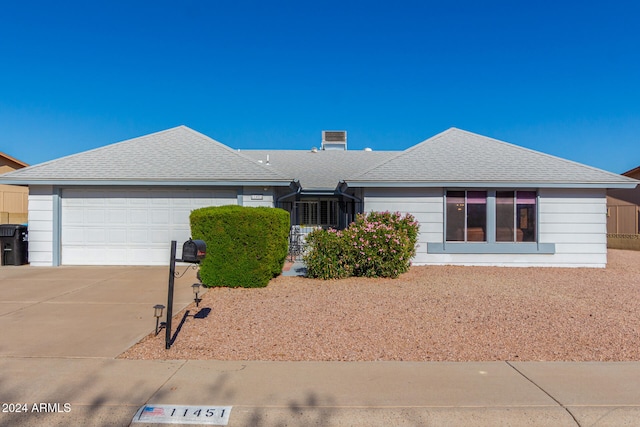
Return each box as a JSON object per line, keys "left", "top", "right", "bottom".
{"left": 0, "top": 126, "right": 292, "bottom": 186}
{"left": 344, "top": 128, "right": 639, "bottom": 188}
{"left": 242, "top": 149, "right": 396, "bottom": 190}
{"left": 1, "top": 126, "right": 635, "bottom": 190}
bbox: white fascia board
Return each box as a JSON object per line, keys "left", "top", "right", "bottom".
{"left": 0, "top": 179, "right": 293, "bottom": 187}
{"left": 299, "top": 189, "right": 339, "bottom": 195}
{"left": 342, "top": 181, "right": 639, "bottom": 189}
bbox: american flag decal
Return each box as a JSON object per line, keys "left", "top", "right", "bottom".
{"left": 143, "top": 406, "right": 165, "bottom": 416}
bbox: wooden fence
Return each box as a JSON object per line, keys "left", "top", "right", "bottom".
{"left": 607, "top": 233, "right": 640, "bottom": 251}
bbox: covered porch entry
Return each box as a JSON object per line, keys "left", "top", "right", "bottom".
{"left": 277, "top": 196, "right": 363, "bottom": 260}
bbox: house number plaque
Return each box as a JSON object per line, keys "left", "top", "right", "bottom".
{"left": 132, "top": 404, "right": 232, "bottom": 425}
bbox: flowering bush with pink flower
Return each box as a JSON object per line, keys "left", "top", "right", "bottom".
{"left": 304, "top": 211, "right": 419, "bottom": 279}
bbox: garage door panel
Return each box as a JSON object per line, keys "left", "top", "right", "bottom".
{"left": 128, "top": 197, "right": 149, "bottom": 206}
{"left": 62, "top": 227, "right": 85, "bottom": 244}
{"left": 169, "top": 227, "right": 190, "bottom": 242}
{"left": 64, "top": 247, "right": 106, "bottom": 264}
{"left": 151, "top": 196, "right": 171, "bottom": 206}
{"left": 128, "top": 228, "right": 149, "bottom": 244}
{"left": 62, "top": 207, "right": 84, "bottom": 224}
{"left": 150, "top": 232, "right": 170, "bottom": 244}
{"left": 129, "top": 248, "right": 168, "bottom": 265}
{"left": 107, "top": 209, "right": 127, "bottom": 224}
{"left": 61, "top": 188, "right": 239, "bottom": 265}
{"left": 109, "top": 228, "right": 127, "bottom": 244}
{"left": 85, "top": 198, "right": 107, "bottom": 207}
{"left": 171, "top": 208, "right": 192, "bottom": 224}
{"left": 106, "top": 196, "right": 127, "bottom": 205}
{"left": 129, "top": 209, "right": 148, "bottom": 224}
{"left": 85, "top": 209, "right": 106, "bottom": 224}
{"left": 151, "top": 209, "right": 170, "bottom": 224}
{"left": 86, "top": 228, "right": 106, "bottom": 243}
{"left": 106, "top": 248, "right": 128, "bottom": 264}
{"left": 63, "top": 197, "right": 85, "bottom": 207}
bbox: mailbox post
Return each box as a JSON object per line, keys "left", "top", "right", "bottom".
{"left": 165, "top": 241, "right": 178, "bottom": 349}
{"left": 165, "top": 239, "right": 207, "bottom": 350}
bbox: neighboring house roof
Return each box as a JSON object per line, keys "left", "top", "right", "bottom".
{"left": 0, "top": 151, "right": 28, "bottom": 171}
{"left": 622, "top": 165, "right": 640, "bottom": 180}
{"left": 242, "top": 149, "right": 396, "bottom": 191}
{"left": 343, "top": 128, "right": 639, "bottom": 189}
{"left": 0, "top": 126, "right": 292, "bottom": 186}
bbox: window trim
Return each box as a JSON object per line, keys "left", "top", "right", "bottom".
{"left": 445, "top": 190, "right": 488, "bottom": 242}
{"left": 431, "top": 189, "right": 555, "bottom": 255}
{"left": 427, "top": 242, "right": 555, "bottom": 254}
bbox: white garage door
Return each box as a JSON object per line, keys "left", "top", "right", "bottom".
{"left": 61, "top": 188, "right": 237, "bottom": 265}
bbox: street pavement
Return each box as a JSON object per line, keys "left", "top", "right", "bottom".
{"left": 1, "top": 264, "right": 639, "bottom": 426}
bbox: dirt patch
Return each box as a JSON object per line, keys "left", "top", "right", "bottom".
{"left": 120, "top": 249, "right": 640, "bottom": 362}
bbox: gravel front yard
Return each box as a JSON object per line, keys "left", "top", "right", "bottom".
{"left": 120, "top": 249, "right": 640, "bottom": 362}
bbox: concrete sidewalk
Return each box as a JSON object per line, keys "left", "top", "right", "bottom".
{"left": 2, "top": 358, "right": 640, "bottom": 426}
{"left": 1, "top": 265, "right": 640, "bottom": 426}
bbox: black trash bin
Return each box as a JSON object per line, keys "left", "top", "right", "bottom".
{"left": 0, "top": 224, "right": 28, "bottom": 266}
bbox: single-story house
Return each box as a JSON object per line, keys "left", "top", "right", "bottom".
{"left": 607, "top": 165, "right": 640, "bottom": 235}
{"left": 0, "top": 152, "right": 29, "bottom": 224}
{"left": 0, "top": 126, "right": 637, "bottom": 267}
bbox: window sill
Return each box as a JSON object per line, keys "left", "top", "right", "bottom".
{"left": 427, "top": 242, "right": 556, "bottom": 254}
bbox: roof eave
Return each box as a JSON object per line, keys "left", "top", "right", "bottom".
{"left": 342, "top": 181, "right": 639, "bottom": 189}
{"left": 299, "top": 188, "right": 338, "bottom": 196}
{"left": 0, "top": 179, "right": 293, "bottom": 187}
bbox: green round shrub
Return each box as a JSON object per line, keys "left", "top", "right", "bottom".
{"left": 190, "top": 205, "right": 290, "bottom": 288}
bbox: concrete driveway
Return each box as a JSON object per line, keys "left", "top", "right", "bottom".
{"left": 0, "top": 264, "right": 201, "bottom": 358}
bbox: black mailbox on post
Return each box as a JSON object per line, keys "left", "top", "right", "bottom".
{"left": 182, "top": 239, "right": 206, "bottom": 263}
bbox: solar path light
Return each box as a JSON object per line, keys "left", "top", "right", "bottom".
{"left": 153, "top": 304, "right": 165, "bottom": 336}
{"left": 192, "top": 283, "right": 202, "bottom": 308}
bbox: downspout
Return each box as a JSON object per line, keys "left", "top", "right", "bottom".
{"left": 52, "top": 187, "right": 62, "bottom": 266}
{"left": 337, "top": 181, "right": 360, "bottom": 201}
{"left": 536, "top": 190, "right": 540, "bottom": 251}
{"left": 276, "top": 179, "right": 301, "bottom": 204}
{"left": 276, "top": 180, "right": 301, "bottom": 226}
{"left": 336, "top": 181, "right": 362, "bottom": 227}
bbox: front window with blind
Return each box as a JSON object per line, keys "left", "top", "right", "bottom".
{"left": 496, "top": 191, "right": 536, "bottom": 242}
{"left": 446, "top": 191, "right": 487, "bottom": 242}
{"left": 433, "top": 189, "right": 550, "bottom": 254}
{"left": 446, "top": 190, "right": 537, "bottom": 243}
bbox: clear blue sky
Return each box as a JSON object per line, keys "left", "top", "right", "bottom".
{"left": 1, "top": 1, "right": 639, "bottom": 173}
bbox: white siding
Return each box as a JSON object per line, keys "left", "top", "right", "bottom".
{"left": 538, "top": 188, "right": 607, "bottom": 267}
{"left": 27, "top": 186, "right": 55, "bottom": 266}
{"left": 241, "top": 186, "right": 275, "bottom": 207}
{"left": 363, "top": 187, "right": 609, "bottom": 268}
{"left": 363, "top": 187, "right": 443, "bottom": 264}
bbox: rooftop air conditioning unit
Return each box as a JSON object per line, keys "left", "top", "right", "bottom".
{"left": 322, "top": 131, "right": 347, "bottom": 150}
